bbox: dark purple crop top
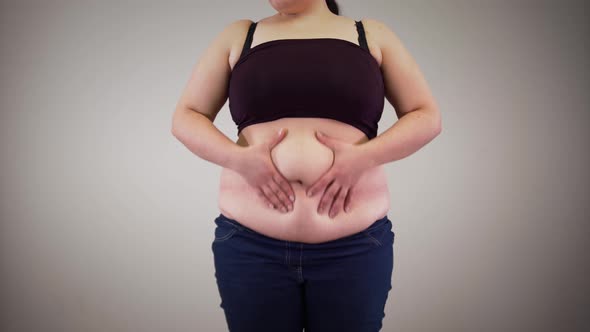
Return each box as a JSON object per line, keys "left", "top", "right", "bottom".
{"left": 228, "top": 20, "right": 385, "bottom": 139}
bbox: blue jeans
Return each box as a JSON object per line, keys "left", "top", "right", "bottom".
{"left": 211, "top": 212, "right": 395, "bottom": 332}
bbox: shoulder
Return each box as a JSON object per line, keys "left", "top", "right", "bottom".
{"left": 201, "top": 19, "right": 255, "bottom": 66}
{"left": 215, "top": 19, "right": 255, "bottom": 47}
{"left": 360, "top": 18, "right": 405, "bottom": 54}
{"left": 218, "top": 19, "right": 257, "bottom": 66}
{"left": 225, "top": 18, "right": 255, "bottom": 33}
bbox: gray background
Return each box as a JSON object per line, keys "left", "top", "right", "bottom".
{"left": 1, "top": 0, "right": 589, "bottom": 331}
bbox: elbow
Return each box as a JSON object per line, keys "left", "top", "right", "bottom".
{"left": 171, "top": 117, "right": 179, "bottom": 138}
{"left": 171, "top": 115, "right": 177, "bottom": 136}
{"left": 425, "top": 104, "right": 442, "bottom": 136}
{"left": 432, "top": 115, "right": 442, "bottom": 136}
{"left": 171, "top": 107, "right": 186, "bottom": 138}
{"left": 413, "top": 104, "right": 442, "bottom": 136}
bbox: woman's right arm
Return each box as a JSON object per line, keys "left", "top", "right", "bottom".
{"left": 171, "top": 20, "right": 247, "bottom": 171}
{"left": 171, "top": 20, "right": 295, "bottom": 212}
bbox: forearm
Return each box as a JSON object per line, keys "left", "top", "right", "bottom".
{"left": 359, "top": 107, "right": 442, "bottom": 168}
{"left": 171, "top": 108, "right": 243, "bottom": 171}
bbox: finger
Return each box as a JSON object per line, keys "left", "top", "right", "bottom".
{"left": 273, "top": 174, "right": 295, "bottom": 205}
{"left": 315, "top": 131, "right": 344, "bottom": 151}
{"left": 261, "top": 184, "right": 282, "bottom": 211}
{"left": 268, "top": 179, "right": 291, "bottom": 212}
{"left": 325, "top": 185, "right": 342, "bottom": 219}
{"left": 307, "top": 172, "right": 333, "bottom": 197}
{"left": 343, "top": 186, "right": 353, "bottom": 213}
{"left": 314, "top": 131, "right": 332, "bottom": 148}
{"left": 257, "top": 188, "right": 273, "bottom": 209}
{"left": 317, "top": 180, "right": 338, "bottom": 215}
{"left": 329, "top": 187, "right": 348, "bottom": 219}
{"left": 269, "top": 128, "right": 287, "bottom": 148}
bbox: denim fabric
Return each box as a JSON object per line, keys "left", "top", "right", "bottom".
{"left": 211, "top": 213, "right": 395, "bottom": 332}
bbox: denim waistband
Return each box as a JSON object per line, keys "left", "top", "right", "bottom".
{"left": 216, "top": 213, "right": 390, "bottom": 239}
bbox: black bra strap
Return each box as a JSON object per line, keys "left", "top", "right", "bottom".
{"left": 240, "top": 21, "right": 258, "bottom": 59}
{"left": 355, "top": 20, "right": 369, "bottom": 51}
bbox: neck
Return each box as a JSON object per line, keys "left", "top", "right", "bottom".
{"left": 276, "top": 1, "right": 334, "bottom": 22}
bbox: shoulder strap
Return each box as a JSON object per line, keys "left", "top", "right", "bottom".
{"left": 240, "top": 21, "right": 258, "bottom": 59}
{"left": 355, "top": 20, "right": 369, "bottom": 51}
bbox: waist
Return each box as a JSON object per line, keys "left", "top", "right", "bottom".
{"left": 218, "top": 121, "right": 390, "bottom": 243}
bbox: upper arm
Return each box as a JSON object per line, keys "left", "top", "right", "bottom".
{"left": 174, "top": 19, "right": 252, "bottom": 122}
{"left": 364, "top": 18, "right": 440, "bottom": 123}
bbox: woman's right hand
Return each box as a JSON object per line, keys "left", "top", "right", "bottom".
{"left": 237, "top": 128, "right": 294, "bottom": 213}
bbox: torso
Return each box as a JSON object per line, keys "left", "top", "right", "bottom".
{"left": 218, "top": 15, "right": 390, "bottom": 244}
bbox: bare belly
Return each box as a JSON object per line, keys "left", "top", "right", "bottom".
{"left": 218, "top": 117, "right": 391, "bottom": 244}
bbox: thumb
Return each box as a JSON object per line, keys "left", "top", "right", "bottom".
{"left": 315, "top": 131, "right": 336, "bottom": 149}
{"left": 269, "top": 128, "right": 287, "bottom": 148}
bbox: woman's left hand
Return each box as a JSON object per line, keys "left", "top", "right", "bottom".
{"left": 306, "top": 131, "right": 370, "bottom": 219}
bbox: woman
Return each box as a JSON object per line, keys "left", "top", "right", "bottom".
{"left": 172, "top": 0, "right": 441, "bottom": 331}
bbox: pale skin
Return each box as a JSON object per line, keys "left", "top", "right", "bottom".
{"left": 171, "top": 0, "right": 442, "bottom": 218}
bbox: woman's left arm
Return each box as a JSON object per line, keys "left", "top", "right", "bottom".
{"left": 306, "top": 18, "right": 442, "bottom": 218}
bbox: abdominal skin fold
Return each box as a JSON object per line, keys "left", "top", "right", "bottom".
{"left": 270, "top": 133, "right": 335, "bottom": 187}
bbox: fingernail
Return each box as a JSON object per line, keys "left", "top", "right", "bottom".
{"left": 269, "top": 203, "right": 274, "bottom": 209}
{"left": 345, "top": 207, "right": 349, "bottom": 213}
{"left": 318, "top": 207, "right": 323, "bottom": 214}
{"left": 307, "top": 191, "right": 312, "bottom": 197}
{"left": 289, "top": 195, "right": 295, "bottom": 202}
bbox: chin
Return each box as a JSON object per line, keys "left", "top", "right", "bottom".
{"left": 269, "top": 0, "right": 311, "bottom": 14}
